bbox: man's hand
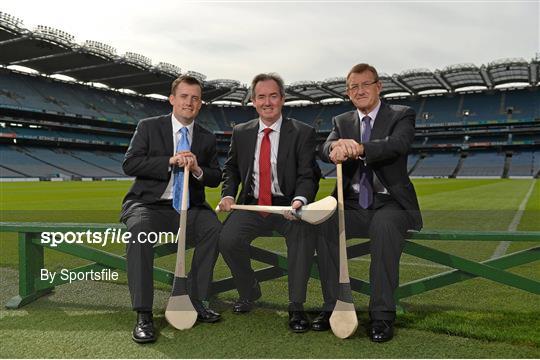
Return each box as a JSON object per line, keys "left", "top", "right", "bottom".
{"left": 218, "top": 197, "right": 235, "bottom": 212}
{"left": 283, "top": 200, "right": 303, "bottom": 221}
{"left": 169, "top": 151, "right": 202, "bottom": 177}
{"left": 169, "top": 152, "right": 186, "bottom": 167}
{"left": 329, "top": 140, "right": 365, "bottom": 163}
{"left": 329, "top": 146, "right": 347, "bottom": 164}
{"left": 182, "top": 151, "right": 203, "bottom": 177}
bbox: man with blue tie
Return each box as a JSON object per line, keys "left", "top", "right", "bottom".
{"left": 314, "top": 63, "right": 423, "bottom": 342}
{"left": 121, "top": 75, "right": 222, "bottom": 343}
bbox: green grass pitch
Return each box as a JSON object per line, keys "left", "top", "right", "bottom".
{"left": 0, "top": 178, "right": 539, "bottom": 358}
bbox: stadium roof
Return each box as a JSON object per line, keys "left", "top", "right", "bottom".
{"left": 1, "top": 11, "right": 538, "bottom": 104}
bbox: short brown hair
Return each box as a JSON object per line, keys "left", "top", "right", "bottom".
{"left": 346, "top": 63, "right": 379, "bottom": 85}
{"left": 250, "top": 73, "right": 285, "bottom": 98}
{"left": 170, "top": 75, "right": 203, "bottom": 95}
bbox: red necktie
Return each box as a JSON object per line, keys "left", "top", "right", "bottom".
{"left": 258, "top": 128, "right": 272, "bottom": 215}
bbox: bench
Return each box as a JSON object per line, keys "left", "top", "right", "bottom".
{"left": 1, "top": 221, "right": 539, "bottom": 309}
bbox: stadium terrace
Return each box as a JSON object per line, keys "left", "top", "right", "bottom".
{"left": 0, "top": 11, "right": 538, "bottom": 180}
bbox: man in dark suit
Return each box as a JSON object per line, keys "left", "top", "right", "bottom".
{"left": 313, "top": 63, "right": 422, "bottom": 342}
{"left": 217, "top": 73, "right": 320, "bottom": 333}
{"left": 121, "top": 75, "right": 222, "bottom": 343}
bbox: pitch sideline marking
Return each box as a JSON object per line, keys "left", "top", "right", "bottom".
{"left": 491, "top": 179, "right": 536, "bottom": 259}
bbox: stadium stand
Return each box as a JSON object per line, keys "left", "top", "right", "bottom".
{"left": 457, "top": 152, "right": 506, "bottom": 177}
{"left": 0, "top": 165, "right": 25, "bottom": 177}
{"left": 407, "top": 154, "right": 421, "bottom": 173}
{"left": 411, "top": 153, "right": 460, "bottom": 178}
{"left": 460, "top": 92, "right": 502, "bottom": 122}
{"left": 420, "top": 94, "right": 461, "bottom": 124}
{"left": 1, "top": 145, "right": 80, "bottom": 178}
{"left": 68, "top": 150, "right": 124, "bottom": 175}
{"left": 0, "top": 11, "right": 538, "bottom": 180}
{"left": 508, "top": 151, "right": 537, "bottom": 177}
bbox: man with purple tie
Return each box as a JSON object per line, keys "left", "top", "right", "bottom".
{"left": 313, "top": 63, "right": 423, "bottom": 342}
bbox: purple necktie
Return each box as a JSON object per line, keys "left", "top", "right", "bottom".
{"left": 358, "top": 116, "right": 373, "bottom": 209}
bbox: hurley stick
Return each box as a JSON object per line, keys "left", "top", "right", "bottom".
{"left": 165, "top": 168, "right": 197, "bottom": 330}
{"left": 215, "top": 196, "right": 337, "bottom": 225}
{"left": 329, "top": 163, "right": 358, "bottom": 339}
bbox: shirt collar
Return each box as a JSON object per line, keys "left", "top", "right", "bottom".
{"left": 171, "top": 113, "right": 194, "bottom": 135}
{"left": 258, "top": 115, "right": 283, "bottom": 133}
{"left": 357, "top": 99, "right": 381, "bottom": 122}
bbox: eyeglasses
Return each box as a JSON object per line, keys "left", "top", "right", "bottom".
{"left": 347, "top": 80, "right": 379, "bottom": 92}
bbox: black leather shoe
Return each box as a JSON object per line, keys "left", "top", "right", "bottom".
{"left": 132, "top": 312, "right": 156, "bottom": 343}
{"left": 288, "top": 311, "right": 310, "bottom": 333}
{"left": 311, "top": 311, "right": 331, "bottom": 331}
{"left": 370, "top": 320, "right": 394, "bottom": 343}
{"left": 232, "top": 299, "right": 255, "bottom": 313}
{"left": 192, "top": 300, "right": 221, "bottom": 323}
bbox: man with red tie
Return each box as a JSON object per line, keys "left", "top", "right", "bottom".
{"left": 217, "top": 73, "right": 320, "bottom": 333}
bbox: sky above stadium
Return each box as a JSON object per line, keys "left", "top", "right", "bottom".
{"left": 2, "top": 1, "right": 539, "bottom": 85}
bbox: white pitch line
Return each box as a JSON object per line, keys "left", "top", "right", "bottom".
{"left": 491, "top": 179, "right": 537, "bottom": 259}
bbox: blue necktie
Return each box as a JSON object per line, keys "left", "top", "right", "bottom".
{"left": 358, "top": 116, "right": 373, "bottom": 209}
{"left": 172, "top": 127, "right": 190, "bottom": 212}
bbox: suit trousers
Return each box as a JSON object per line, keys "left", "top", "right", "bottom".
{"left": 316, "top": 193, "right": 412, "bottom": 321}
{"left": 219, "top": 208, "right": 316, "bottom": 309}
{"left": 122, "top": 201, "right": 221, "bottom": 311}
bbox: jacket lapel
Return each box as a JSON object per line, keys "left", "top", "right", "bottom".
{"left": 370, "top": 101, "right": 389, "bottom": 140}
{"left": 160, "top": 114, "right": 174, "bottom": 155}
{"left": 243, "top": 119, "right": 259, "bottom": 188}
{"left": 190, "top": 122, "right": 202, "bottom": 157}
{"left": 352, "top": 110, "right": 361, "bottom": 141}
{"left": 276, "top": 117, "right": 293, "bottom": 188}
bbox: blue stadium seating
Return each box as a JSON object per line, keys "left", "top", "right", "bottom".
{"left": 420, "top": 95, "right": 461, "bottom": 124}
{"left": 1, "top": 69, "right": 538, "bottom": 179}
{"left": 411, "top": 153, "right": 460, "bottom": 177}
{"left": 287, "top": 105, "right": 323, "bottom": 127}
{"left": 0, "top": 70, "right": 171, "bottom": 124}
{"left": 458, "top": 152, "right": 505, "bottom": 177}
{"left": 0, "top": 126, "right": 129, "bottom": 146}
{"left": 0, "top": 71, "right": 65, "bottom": 113}
{"left": 407, "top": 154, "right": 420, "bottom": 172}
{"left": 461, "top": 92, "right": 502, "bottom": 122}
{"left": 0, "top": 145, "right": 125, "bottom": 178}
{"left": 1, "top": 145, "right": 80, "bottom": 177}
{"left": 0, "top": 165, "right": 25, "bottom": 177}
{"left": 508, "top": 151, "right": 536, "bottom": 177}
{"left": 504, "top": 88, "right": 540, "bottom": 120}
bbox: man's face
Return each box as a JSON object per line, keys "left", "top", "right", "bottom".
{"left": 346, "top": 71, "right": 382, "bottom": 113}
{"left": 169, "top": 82, "right": 202, "bottom": 123}
{"left": 252, "top": 79, "right": 285, "bottom": 124}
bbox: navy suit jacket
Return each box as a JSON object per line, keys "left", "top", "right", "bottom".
{"left": 221, "top": 117, "right": 320, "bottom": 205}
{"left": 320, "top": 102, "right": 422, "bottom": 230}
{"left": 121, "top": 113, "right": 221, "bottom": 219}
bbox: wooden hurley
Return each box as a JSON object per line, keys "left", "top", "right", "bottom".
{"left": 165, "top": 168, "right": 197, "bottom": 330}
{"left": 216, "top": 196, "right": 337, "bottom": 225}
{"left": 329, "top": 163, "right": 358, "bottom": 339}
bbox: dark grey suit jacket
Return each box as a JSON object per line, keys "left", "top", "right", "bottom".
{"left": 121, "top": 113, "right": 221, "bottom": 219}
{"left": 320, "top": 102, "right": 422, "bottom": 230}
{"left": 222, "top": 117, "right": 320, "bottom": 205}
